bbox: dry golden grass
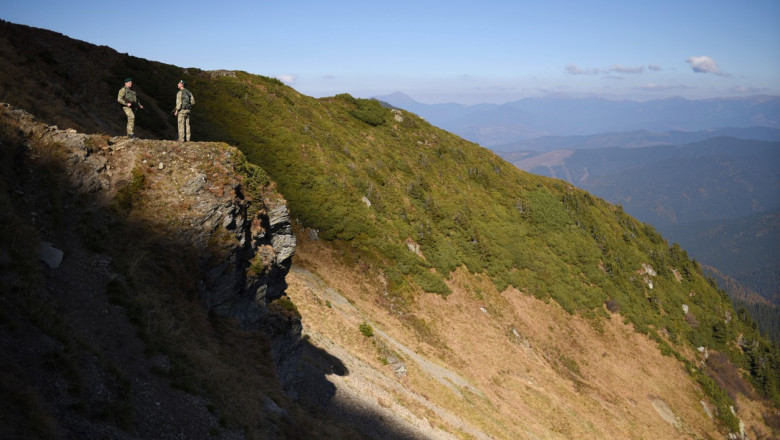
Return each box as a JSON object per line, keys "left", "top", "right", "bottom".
{"left": 287, "top": 226, "right": 777, "bottom": 439}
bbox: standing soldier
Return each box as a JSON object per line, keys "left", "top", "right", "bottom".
{"left": 174, "top": 80, "right": 195, "bottom": 142}
{"left": 117, "top": 77, "right": 143, "bottom": 138}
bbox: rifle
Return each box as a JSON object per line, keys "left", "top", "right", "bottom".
{"left": 121, "top": 101, "right": 143, "bottom": 112}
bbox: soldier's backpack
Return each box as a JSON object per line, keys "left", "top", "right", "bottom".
{"left": 181, "top": 89, "right": 193, "bottom": 110}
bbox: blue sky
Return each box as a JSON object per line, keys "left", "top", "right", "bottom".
{"left": 3, "top": 0, "right": 779, "bottom": 104}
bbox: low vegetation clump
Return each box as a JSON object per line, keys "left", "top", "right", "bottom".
{"left": 113, "top": 167, "right": 146, "bottom": 212}
{"left": 335, "top": 94, "right": 388, "bottom": 127}
{"left": 359, "top": 322, "right": 374, "bottom": 338}
{"left": 270, "top": 296, "right": 301, "bottom": 319}
{"left": 0, "top": 123, "right": 41, "bottom": 289}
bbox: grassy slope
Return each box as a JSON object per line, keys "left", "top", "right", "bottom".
{"left": 288, "top": 238, "right": 749, "bottom": 439}
{"left": 187, "top": 72, "right": 780, "bottom": 431}
{"left": 192, "top": 72, "right": 780, "bottom": 431}
{"left": 1, "top": 20, "right": 778, "bottom": 437}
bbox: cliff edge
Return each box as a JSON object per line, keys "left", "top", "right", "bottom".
{"left": 1, "top": 102, "right": 296, "bottom": 327}
{"left": 0, "top": 102, "right": 314, "bottom": 439}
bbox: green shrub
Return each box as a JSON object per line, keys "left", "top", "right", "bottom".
{"left": 334, "top": 93, "right": 358, "bottom": 105}
{"left": 233, "top": 154, "right": 270, "bottom": 216}
{"left": 113, "top": 167, "right": 146, "bottom": 212}
{"left": 692, "top": 365, "right": 741, "bottom": 432}
{"left": 270, "top": 296, "right": 300, "bottom": 319}
{"left": 526, "top": 189, "right": 572, "bottom": 230}
{"left": 359, "top": 322, "right": 374, "bottom": 338}
{"left": 348, "top": 98, "right": 388, "bottom": 127}
{"left": 413, "top": 270, "right": 452, "bottom": 296}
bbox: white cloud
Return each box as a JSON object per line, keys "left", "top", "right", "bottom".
{"left": 536, "top": 85, "right": 572, "bottom": 94}
{"left": 566, "top": 64, "right": 601, "bottom": 75}
{"left": 639, "top": 83, "right": 694, "bottom": 91}
{"left": 277, "top": 74, "right": 297, "bottom": 84}
{"left": 566, "top": 63, "right": 660, "bottom": 76}
{"left": 475, "top": 84, "right": 517, "bottom": 92}
{"left": 610, "top": 65, "right": 645, "bottom": 74}
{"left": 730, "top": 85, "right": 768, "bottom": 94}
{"left": 686, "top": 56, "right": 724, "bottom": 75}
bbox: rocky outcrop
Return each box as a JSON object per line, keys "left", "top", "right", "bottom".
{"left": 0, "top": 102, "right": 296, "bottom": 331}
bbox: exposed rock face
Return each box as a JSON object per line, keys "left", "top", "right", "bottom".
{"left": 0, "top": 102, "right": 296, "bottom": 330}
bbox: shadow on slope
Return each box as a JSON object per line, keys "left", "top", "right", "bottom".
{"left": 0, "top": 20, "right": 179, "bottom": 140}
{"left": 0, "top": 110, "right": 427, "bottom": 439}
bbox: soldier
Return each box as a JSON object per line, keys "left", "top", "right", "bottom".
{"left": 174, "top": 79, "right": 195, "bottom": 142}
{"left": 117, "top": 77, "right": 143, "bottom": 138}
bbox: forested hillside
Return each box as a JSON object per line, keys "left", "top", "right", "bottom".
{"left": 509, "top": 136, "right": 780, "bottom": 335}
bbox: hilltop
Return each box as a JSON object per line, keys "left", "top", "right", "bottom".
{"left": 1, "top": 20, "right": 779, "bottom": 439}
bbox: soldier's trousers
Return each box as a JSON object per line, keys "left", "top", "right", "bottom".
{"left": 123, "top": 107, "right": 135, "bottom": 136}
{"left": 178, "top": 110, "right": 191, "bottom": 142}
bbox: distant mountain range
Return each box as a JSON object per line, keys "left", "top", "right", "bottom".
{"left": 512, "top": 137, "right": 780, "bottom": 226}
{"left": 495, "top": 126, "right": 780, "bottom": 153}
{"left": 376, "top": 92, "right": 780, "bottom": 147}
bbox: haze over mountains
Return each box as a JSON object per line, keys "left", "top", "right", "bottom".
{"left": 523, "top": 137, "right": 780, "bottom": 227}
{"left": 376, "top": 92, "right": 780, "bottom": 147}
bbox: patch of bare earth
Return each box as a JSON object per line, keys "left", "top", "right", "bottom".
{"left": 513, "top": 149, "right": 575, "bottom": 171}
{"left": 286, "top": 228, "right": 761, "bottom": 439}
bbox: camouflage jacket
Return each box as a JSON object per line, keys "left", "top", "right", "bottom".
{"left": 176, "top": 88, "right": 195, "bottom": 112}
{"left": 117, "top": 87, "right": 138, "bottom": 106}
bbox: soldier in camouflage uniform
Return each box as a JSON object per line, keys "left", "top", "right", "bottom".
{"left": 117, "top": 78, "right": 143, "bottom": 138}
{"left": 174, "top": 80, "right": 195, "bottom": 142}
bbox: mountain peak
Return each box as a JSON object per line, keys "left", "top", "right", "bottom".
{"left": 372, "top": 91, "right": 419, "bottom": 105}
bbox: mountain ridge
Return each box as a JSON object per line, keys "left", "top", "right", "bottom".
{"left": 375, "top": 92, "right": 780, "bottom": 146}
{"left": 495, "top": 126, "right": 780, "bottom": 154}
